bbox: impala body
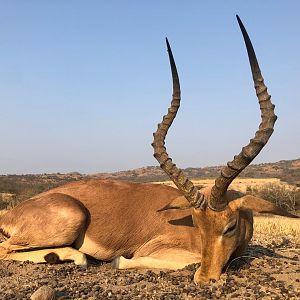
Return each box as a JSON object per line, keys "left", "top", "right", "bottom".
{"left": 0, "top": 16, "right": 298, "bottom": 284}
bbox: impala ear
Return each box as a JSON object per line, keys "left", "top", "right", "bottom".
{"left": 157, "top": 196, "right": 191, "bottom": 212}
{"left": 230, "top": 195, "right": 299, "bottom": 218}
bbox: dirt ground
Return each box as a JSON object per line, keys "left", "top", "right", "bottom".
{"left": 0, "top": 230, "right": 299, "bottom": 299}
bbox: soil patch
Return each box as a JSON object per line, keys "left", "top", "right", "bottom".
{"left": 0, "top": 236, "right": 299, "bottom": 299}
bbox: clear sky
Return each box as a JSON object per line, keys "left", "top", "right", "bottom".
{"left": 0, "top": 1, "right": 299, "bottom": 174}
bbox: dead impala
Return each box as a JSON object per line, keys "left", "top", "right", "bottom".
{"left": 0, "top": 16, "right": 298, "bottom": 284}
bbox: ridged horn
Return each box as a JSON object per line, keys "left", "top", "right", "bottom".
{"left": 209, "top": 15, "right": 277, "bottom": 211}
{"left": 152, "top": 38, "right": 206, "bottom": 209}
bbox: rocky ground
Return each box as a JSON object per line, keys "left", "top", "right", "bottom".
{"left": 0, "top": 236, "right": 299, "bottom": 300}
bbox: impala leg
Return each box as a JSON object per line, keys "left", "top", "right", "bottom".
{"left": 112, "top": 249, "right": 201, "bottom": 270}
{"left": 0, "top": 241, "right": 33, "bottom": 252}
{"left": 0, "top": 246, "right": 87, "bottom": 266}
{"left": 0, "top": 193, "right": 89, "bottom": 266}
{"left": 112, "top": 256, "right": 191, "bottom": 270}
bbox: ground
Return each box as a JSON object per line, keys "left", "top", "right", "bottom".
{"left": 0, "top": 216, "right": 299, "bottom": 299}
{"left": 152, "top": 178, "right": 295, "bottom": 193}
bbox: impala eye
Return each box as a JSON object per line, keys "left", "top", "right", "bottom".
{"left": 223, "top": 221, "right": 237, "bottom": 236}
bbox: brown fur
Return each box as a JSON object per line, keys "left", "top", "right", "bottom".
{"left": 1, "top": 179, "right": 296, "bottom": 284}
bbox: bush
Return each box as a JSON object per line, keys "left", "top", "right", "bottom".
{"left": 0, "top": 193, "right": 18, "bottom": 210}
{"left": 246, "top": 183, "right": 299, "bottom": 212}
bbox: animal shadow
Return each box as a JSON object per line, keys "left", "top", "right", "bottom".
{"left": 225, "top": 238, "right": 295, "bottom": 272}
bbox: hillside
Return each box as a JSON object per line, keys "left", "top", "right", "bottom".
{"left": 0, "top": 158, "right": 299, "bottom": 206}
{"left": 92, "top": 158, "right": 300, "bottom": 186}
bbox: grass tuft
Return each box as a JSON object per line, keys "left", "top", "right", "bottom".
{"left": 253, "top": 215, "right": 300, "bottom": 243}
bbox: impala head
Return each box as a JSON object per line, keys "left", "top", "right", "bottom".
{"left": 153, "top": 15, "right": 299, "bottom": 284}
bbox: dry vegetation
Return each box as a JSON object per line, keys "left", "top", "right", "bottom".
{"left": 152, "top": 177, "right": 285, "bottom": 191}
{"left": 0, "top": 158, "right": 299, "bottom": 210}
{"left": 253, "top": 215, "right": 300, "bottom": 243}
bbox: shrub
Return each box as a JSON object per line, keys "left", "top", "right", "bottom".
{"left": 246, "top": 183, "right": 299, "bottom": 212}
{"left": 0, "top": 193, "right": 18, "bottom": 210}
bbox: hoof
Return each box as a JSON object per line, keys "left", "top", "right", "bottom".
{"left": 111, "top": 256, "right": 121, "bottom": 269}
{"left": 74, "top": 253, "right": 88, "bottom": 266}
{"left": 44, "top": 252, "right": 60, "bottom": 264}
{"left": 112, "top": 256, "right": 127, "bottom": 269}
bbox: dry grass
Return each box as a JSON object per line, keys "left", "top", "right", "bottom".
{"left": 253, "top": 215, "right": 300, "bottom": 244}
{"left": 151, "top": 178, "right": 294, "bottom": 193}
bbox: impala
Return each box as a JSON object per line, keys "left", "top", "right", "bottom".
{"left": 0, "top": 16, "right": 298, "bottom": 284}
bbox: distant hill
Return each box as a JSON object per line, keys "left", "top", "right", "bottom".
{"left": 0, "top": 172, "right": 84, "bottom": 206}
{"left": 92, "top": 158, "right": 300, "bottom": 186}
{"left": 0, "top": 158, "right": 299, "bottom": 206}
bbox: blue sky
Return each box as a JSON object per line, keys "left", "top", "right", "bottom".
{"left": 0, "top": 1, "right": 299, "bottom": 174}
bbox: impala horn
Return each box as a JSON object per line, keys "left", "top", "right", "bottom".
{"left": 209, "top": 15, "right": 277, "bottom": 211}
{"left": 152, "top": 38, "right": 206, "bottom": 209}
